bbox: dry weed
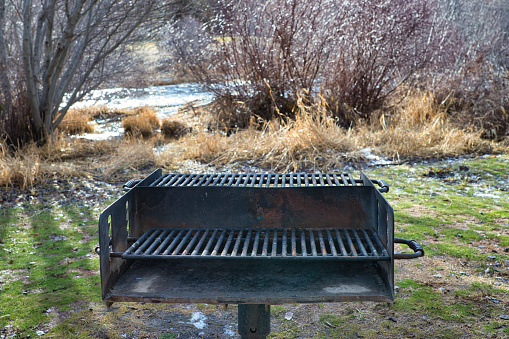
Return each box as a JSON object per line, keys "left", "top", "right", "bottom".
{"left": 58, "top": 108, "right": 95, "bottom": 135}
{"left": 0, "top": 139, "right": 85, "bottom": 189}
{"left": 364, "top": 90, "right": 496, "bottom": 159}
{"left": 164, "top": 91, "right": 506, "bottom": 171}
{"left": 122, "top": 107, "right": 160, "bottom": 138}
{"left": 0, "top": 142, "right": 41, "bottom": 188}
{"left": 161, "top": 119, "right": 191, "bottom": 139}
{"left": 103, "top": 138, "right": 157, "bottom": 177}
{"left": 166, "top": 97, "right": 357, "bottom": 171}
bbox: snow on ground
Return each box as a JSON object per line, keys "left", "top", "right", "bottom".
{"left": 68, "top": 83, "right": 213, "bottom": 140}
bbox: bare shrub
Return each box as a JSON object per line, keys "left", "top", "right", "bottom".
{"left": 422, "top": 0, "right": 509, "bottom": 138}
{"left": 171, "top": 0, "right": 341, "bottom": 122}
{"left": 172, "top": 0, "right": 456, "bottom": 127}
{"left": 1, "top": 85, "right": 34, "bottom": 148}
{"left": 322, "top": 0, "right": 441, "bottom": 125}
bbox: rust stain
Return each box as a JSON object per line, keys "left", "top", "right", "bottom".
{"left": 251, "top": 190, "right": 370, "bottom": 229}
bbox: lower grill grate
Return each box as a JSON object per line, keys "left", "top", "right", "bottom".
{"left": 122, "top": 228, "right": 390, "bottom": 260}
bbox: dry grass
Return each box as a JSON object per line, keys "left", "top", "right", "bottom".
{"left": 159, "top": 91, "right": 507, "bottom": 172}
{"left": 161, "top": 119, "right": 191, "bottom": 139}
{"left": 78, "top": 105, "right": 141, "bottom": 120}
{"left": 102, "top": 137, "right": 157, "bottom": 177}
{"left": 57, "top": 108, "right": 95, "bottom": 135}
{"left": 122, "top": 107, "right": 160, "bottom": 138}
{"left": 0, "top": 135, "right": 120, "bottom": 189}
{"left": 1, "top": 91, "right": 507, "bottom": 189}
{"left": 357, "top": 90, "right": 500, "bottom": 160}
{"left": 0, "top": 140, "right": 83, "bottom": 189}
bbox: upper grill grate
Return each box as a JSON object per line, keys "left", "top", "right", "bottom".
{"left": 148, "top": 173, "right": 363, "bottom": 188}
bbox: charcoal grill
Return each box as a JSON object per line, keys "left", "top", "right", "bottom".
{"left": 97, "top": 169, "right": 423, "bottom": 338}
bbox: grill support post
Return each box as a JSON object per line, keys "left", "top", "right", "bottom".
{"left": 238, "top": 304, "right": 271, "bottom": 339}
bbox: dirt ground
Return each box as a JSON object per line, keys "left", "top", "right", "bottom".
{"left": 56, "top": 249, "right": 508, "bottom": 339}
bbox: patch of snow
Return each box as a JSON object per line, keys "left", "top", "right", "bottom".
{"left": 359, "top": 148, "right": 393, "bottom": 166}
{"left": 67, "top": 83, "right": 213, "bottom": 111}
{"left": 224, "top": 325, "right": 236, "bottom": 337}
{"left": 189, "top": 311, "right": 207, "bottom": 329}
{"left": 473, "top": 192, "right": 501, "bottom": 199}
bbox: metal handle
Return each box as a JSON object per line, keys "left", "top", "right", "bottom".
{"left": 123, "top": 179, "right": 141, "bottom": 191}
{"left": 394, "top": 238, "right": 424, "bottom": 259}
{"left": 375, "top": 180, "right": 389, "bottom": 193}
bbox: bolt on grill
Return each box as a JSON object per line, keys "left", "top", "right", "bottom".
{"left": 121, "top": 228, "right": 390, "bottom": 260}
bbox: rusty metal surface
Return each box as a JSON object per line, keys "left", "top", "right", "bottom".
{"left": 104, "top": 259, "right": 394, "bottom": 304}
{"left": 133, "top": 186, "right": 376, "bottom": 232}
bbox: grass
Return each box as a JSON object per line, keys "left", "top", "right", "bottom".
{"left": 161, "top": 119, "right": 190, "bottom": 139}
{"left": 0, "top": 202, "right": 103, "bottom": 337}
{"left": 155, "top": 90, "right": 507, "bottom": 172}
{"left": 58, "top": 108, "right": 95, "bottom": 135}
{"left": 1, "top": 154, "right": 508, "bottom": 337}
{"left": 122, "top": 106, "right": 160, "bottom": 137}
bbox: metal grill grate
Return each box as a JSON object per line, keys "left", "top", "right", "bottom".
{"left": 122, "top": 228, "right": 390, "bottom": 260}
{"left": 148, "top": 173, "right": 363, "bottom": 188}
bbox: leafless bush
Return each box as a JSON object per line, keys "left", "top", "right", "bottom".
{"left": 172, "top": 0, "right": 447, "bottom": 124}
{"left": 425, "top": 0, "right": 509, "bottom": 138}
{"left": 171, "top": 0, "right": 341, "bottom": 123}
{"left": 322, "top": 0, "right": 442, "bottom": 125}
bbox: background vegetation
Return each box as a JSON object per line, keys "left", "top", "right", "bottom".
{"left": 169, "top": 0, "right": 509, "bottom": 136}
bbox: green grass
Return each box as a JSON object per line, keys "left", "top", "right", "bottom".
{"left": 0, "top": 202, "right": 102, "bottom": 337}
{"left": 394, "top": 279, "right": 480, "bottom": 321}
{"left": 368, "top": 155, "right": 509, "bottom": 261}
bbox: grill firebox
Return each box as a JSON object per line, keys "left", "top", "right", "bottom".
{"left": 98, "top": 169, "right": 422, "bottom": 338}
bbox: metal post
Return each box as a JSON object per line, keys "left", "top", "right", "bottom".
{"left": 238, "top": 304, "right": 271, "bottom": 339}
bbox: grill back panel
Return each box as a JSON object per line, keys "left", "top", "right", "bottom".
{"left": 132, "top": 186, "right": 376, "bottom": 236}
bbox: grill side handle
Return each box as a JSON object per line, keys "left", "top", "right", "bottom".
{"left": 123, "top": 179, "right": 141, "bottom": 191}
{"left": 394, "top": 238, "right": 424, "bottom": 259}
{"left": 372, "top": 180, "right": 389, "bottom": 193}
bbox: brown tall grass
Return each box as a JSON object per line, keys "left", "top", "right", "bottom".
{"left": 2, "top": 91, "right": 507, "bottom": 189}
{"left": 122, "top": 107, "right": 160, "bottom": 138}
{"left": 58, "top": 108, "right": 96, "bottom": 135}
{"left": 159, "top": 91, "right": 506, "bottom": 172}
{"left": 102, "top": 138, "right": 157, "bottom": 177}
{"left": 0, "top": 139, "right": 86, "bottom": 189}
{"left": 358, "top": 90, "right": 498, "bottom": 159}
{"left": 0, "top": 135, "right": 119, "bottom": 189}
{"left": 161, "top": 119, "right": 190, "bottom": 139}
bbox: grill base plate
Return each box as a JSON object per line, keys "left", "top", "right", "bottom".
{"left": 105, "top": 259, "right": 393, "bottom": 304}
